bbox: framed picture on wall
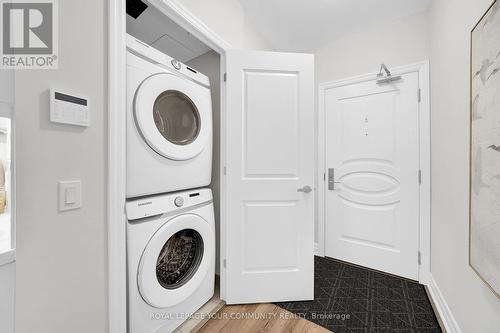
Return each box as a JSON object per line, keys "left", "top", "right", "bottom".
{"left": 470, "top": 0, "right": 500, "bottom": 299}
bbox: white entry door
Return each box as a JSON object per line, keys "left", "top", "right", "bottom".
{"left": 324, "top": 72, "right": 420, "bottom": 280}
{"left": 224, "top": 50, "right": 314, "bottom": 304}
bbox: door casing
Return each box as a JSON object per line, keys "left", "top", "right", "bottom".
{"left": 316, "top": 61, "right": 431, "bottom": 285}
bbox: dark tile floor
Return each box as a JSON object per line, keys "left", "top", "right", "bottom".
{"left": 275, "top": 256, "right": 442, "bottom": 333}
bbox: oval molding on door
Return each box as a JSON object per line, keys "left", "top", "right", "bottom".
{"left": 341, "top": 171, "right": 400, "bottom": 195}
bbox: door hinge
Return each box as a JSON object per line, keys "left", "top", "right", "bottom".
{"left": 418, "top": 170, "right": 422, "bottom": 185}
{"left": 417, "top": 88, "right": 421, "bottom": 103}
{"left": 223, "top": 73, "right": 227, "bottom": 82}
{"left": 223, "top": 166, "right": 227, "bottom": 175}
{"left": 223, "top": 259, "right": 226, "bottom": 268}
{"left": 323, "top": 172, "right": 326, "bottom": 181}
{"left": 418, "top": 251, "right": 422, "bottom": 265}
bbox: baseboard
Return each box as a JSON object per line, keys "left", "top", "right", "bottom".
{"left": 425, "top": 275, "right": 462, "bottom": 333}
{"left": 314, "top": 242, "right": 319, "bottom": 256}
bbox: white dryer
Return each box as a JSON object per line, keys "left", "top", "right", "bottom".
{"left": 126, "top": 188, "right": 215, "bottom": 333}
{"left": 126, "top": 34, "right": 212, "bottom": 198}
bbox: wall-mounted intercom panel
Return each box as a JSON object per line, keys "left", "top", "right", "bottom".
{"left": 50, "top": 89, "right": 90, "bottom": 127}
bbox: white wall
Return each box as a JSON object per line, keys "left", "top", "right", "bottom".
{"left": 314, "top": 11, "right": 430, "bottom": 83}
{"left": 187, "top": 51, "right": 221, "bottom": 274}
{"left": 0, "top": 262, "right": 15, "bottom": 333}
{"left": 312, "top": 12, "right": 430, "bottom": 242}
{"left": 177, "top": 0, "right": 273, "bottom": 50}
{"left": 14, "top": 0, "right": 107, "bottom": 332}
{"left": 428, "top": 0, "right": 500, "bottom": 331}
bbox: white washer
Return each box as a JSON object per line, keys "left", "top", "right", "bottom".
{"left": 126, "top": 188, "right": 215, "bottom": 333}
{"left": 126, "top": 34, "right": 212, "bottom": 198}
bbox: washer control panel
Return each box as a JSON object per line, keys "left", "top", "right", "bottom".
{"left": 126, "top": 188, "right": 212, "bottom": 220}
{"left": 126, "top": 34, "right": 210, "bottom": 88}
{"left": 174, "top": 196, "right": 184, "bottom": 207}
{"left": 171, "top": 59, "right": 182, "bottom": 70}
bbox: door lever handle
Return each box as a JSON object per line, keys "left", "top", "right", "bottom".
{"left": 328, "top": 168, "right": 341, "bottom": 191}
{"left": 297, "top": 185, "right": 312, "bottom": 193}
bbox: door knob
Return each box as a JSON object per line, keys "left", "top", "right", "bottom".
{"left": 297, "top": 185, "right": 312, "bottom": 193}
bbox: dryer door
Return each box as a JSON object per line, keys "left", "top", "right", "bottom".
{"left": 134, "top": 73, "right": 211, "bottom": 160}
{"left": 138, "top": 214, "right": 215, "bottom": 308}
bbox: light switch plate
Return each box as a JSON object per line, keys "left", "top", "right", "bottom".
{"left": 58, "top": 180, "right": 82, "bottom": 212}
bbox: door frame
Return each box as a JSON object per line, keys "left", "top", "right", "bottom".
{"left": 0, "top": 76, "right": 16, "bottom": 267}
{"left": 316, "top": 61, "right": 431, "bottom": 285}
{"left": 107, "top": 1, "right": 230, "bottom": 332}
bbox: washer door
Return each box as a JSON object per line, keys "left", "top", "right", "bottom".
{"left": 134, "top": 73, "right": 209, "bottom": 161}
{"left": 138, "top": 214, "right": 214, "bottom": 308}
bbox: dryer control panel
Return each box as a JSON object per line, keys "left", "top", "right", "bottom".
{"left": 126, "top": 188, "right": 212, "bottom": 220}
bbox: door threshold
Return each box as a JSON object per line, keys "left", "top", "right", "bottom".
{"left": 322, "top": 255, "right": 419, "bottom": 283}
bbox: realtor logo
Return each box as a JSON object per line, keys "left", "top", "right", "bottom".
{"left": 1, "top": 0, "right": 58, "bottom": 69}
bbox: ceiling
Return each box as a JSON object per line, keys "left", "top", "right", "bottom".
{"left": 238, "top": 0, "right": 432, "bottom": 52}
{"left": 126, "top": 1, "right": 211, "bottom": 62}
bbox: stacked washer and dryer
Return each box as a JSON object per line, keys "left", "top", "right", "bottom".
{"left": 125, "top": 34, "right": 216, "bottom": 333}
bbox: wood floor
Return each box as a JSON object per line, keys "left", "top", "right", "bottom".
{"left": 198, "top": 303, "right": 331, "bottom": 333}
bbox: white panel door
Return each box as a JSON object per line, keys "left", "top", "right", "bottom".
{"left": 325, "top": 72, "right": 420, "bottom": 280}
{"left": 225, "top": 50, "right": 314, "bottom": 304}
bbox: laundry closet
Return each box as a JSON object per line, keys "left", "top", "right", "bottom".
{"left": 125, "top": 2, "right": 223, "bottom": 332}
{"left": 121, "top": 1, "right": 316, "bottom": 332}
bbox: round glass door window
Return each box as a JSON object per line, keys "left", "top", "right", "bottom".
{"left": 153, "top": 90, "right": 201, "bottom": 146}
{"left": 156, "top": 229, "right": 204, "bottom": 289}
